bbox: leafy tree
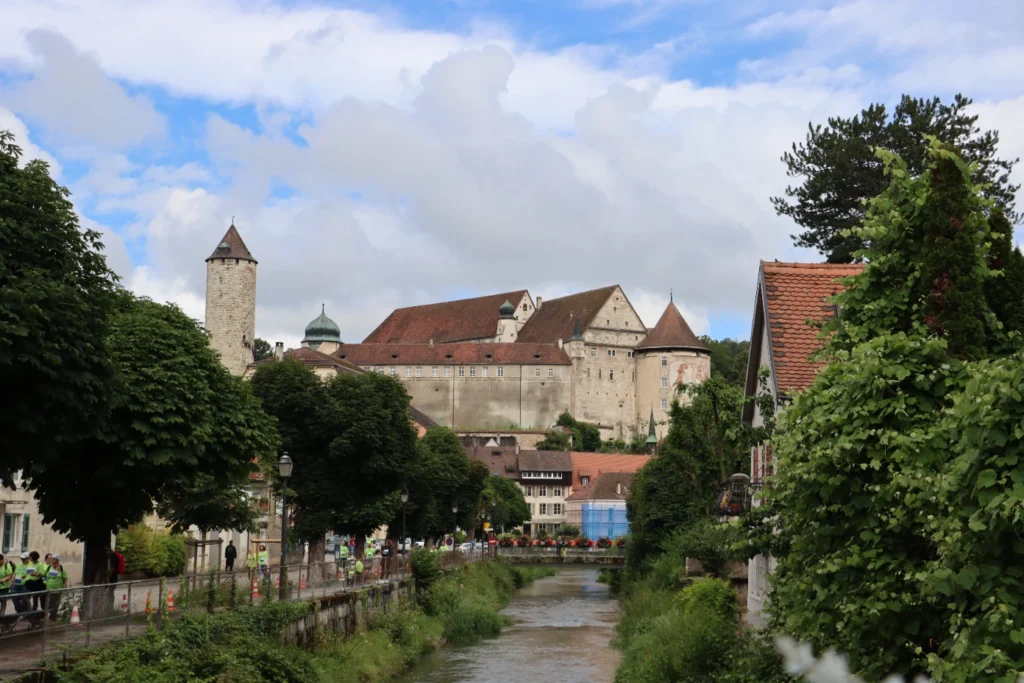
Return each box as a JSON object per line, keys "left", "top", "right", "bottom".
{"left": 322, "top": 372, "right": 418, "bottom": 557}
{"left": 252, "top": 337, "right": 272, "bottom": 361}
{"left": 535, "top": 429, "right": 571, "bottom": 450}
{"left": 156, "top": 473, "right": 260, "bottom": 536}
{"left": 984, "top": 208, "right": 1024, "bottom": 338}
{"left": 0, "top": 130, "right": 117, "bottom": 478}
{"left": 700, "top": 336, "right": 750, "bottom": 389}
{"left": 766, "top": 141, "right": 1020, "bottom": 680}
{"left": 27, "top": 296, "right": 277, "bottom": 584}
{"left": 481, "top": 476, "right": 530, "bottom": 533}
{"left": 773, "top": 94, "right": 1019, "bottom": 262}
{"left": 555, "top": 411, "right": 601, "bottom": 452}
{"left": 392, "top": 426, "right": 473, "bottom": 542}
{"left": 455, "top": 461, "right": 489, "bottom": 538}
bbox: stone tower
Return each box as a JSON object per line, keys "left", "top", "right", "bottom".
{"left": 205, "top": 223, "right": 257, "bottom": 376}
{"left": 634, "top": 295, "right": 710, "bottom": 438}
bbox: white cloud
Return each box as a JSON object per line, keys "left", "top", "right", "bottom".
{"left": 0, "top": 105, "right": 61, "bottom": 174}
{"left": 7, "top": 30, "right": 164, "bottom": 148}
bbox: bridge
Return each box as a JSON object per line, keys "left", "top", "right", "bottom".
{"left": 494, "top": 548, "right": 625, "bottom": 567}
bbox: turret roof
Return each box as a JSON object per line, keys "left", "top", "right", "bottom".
{"left": 635, "top": 300, "right": 706, "bottom": 351}
{"left": 206, "top": 223, "right": 256, "bottom": 263}
{"left": 303, "top": 305, "right": 342, "bottom": 343}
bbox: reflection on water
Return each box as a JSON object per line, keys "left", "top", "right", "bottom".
{"left": 399, "top": 568, "right": 620, "bottom": 683}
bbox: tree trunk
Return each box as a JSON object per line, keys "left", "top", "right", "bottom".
{"left": 84, "top": 533, "right": 112, "bottom": 586}
{"left": 307, "top": 535, "right": 325, "bottom": 582}
{"left": 355, "top": 535, "right": 365, "bottom": 560}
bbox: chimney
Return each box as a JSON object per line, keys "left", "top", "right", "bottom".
{"left": 274, "top": 342, "right": 284, "bottom": 360}
{"left": 536, "top": 296, "right": 542, "bottom": 310}
{"left": 616, "top": 482, "right": 622, "bottom": 495}
{"left": 429, "top": 338, "right": 435, "bottom": 348}
{"left": 557, "top": 338, "right": 563, "bottom": 350}
{"left": 515, "top": 444, "right": 520, "bottom": 455}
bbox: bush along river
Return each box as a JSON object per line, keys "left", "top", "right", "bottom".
{"left": 398, "top": 566, "right": 620, "bottom": 683}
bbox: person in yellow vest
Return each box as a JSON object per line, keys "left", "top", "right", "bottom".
{"left": 353, "top": 558, "right": 364, "bottom": 586}
{"left": 12, "top": 553, "right": 31, "bottom": 613}
{"left": 24, "top": 551, "right": 46, "bottom": 611}
{"left": 44, "top": 555, "right": 67, "bottom": 621}
{"left": 0, "top": 553, "right": 13, "bottom": 616}
{"left": 247, "top": 548, "right": 258, "bottom": 580}
{"left": 258, "top": 545, "right": 269, "bottom": 579}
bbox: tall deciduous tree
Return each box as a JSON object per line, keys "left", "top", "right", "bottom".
{"left": 773, "top": 94, "right": 1019, "bottom": 263}
{"left": 699, "top": 336, "right": 750, "bottom": 389}
{"left": 252, "top": 337, "right": 272, "bottom": 361}
{"left": 28, "top": 296, "right": 277, "bottom": 584}
{"left": 984, "top": 208, "right": 1024, "bottom": 338}
{"left": 394, "top": 426, "right": 473, "bottom": 542}
{"left": 0, "top": 130, "right": 117, "bottom": 477}
{"left": 481, "top": 476, "right": 530, "bottom": 533}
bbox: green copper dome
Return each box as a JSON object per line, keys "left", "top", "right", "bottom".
{"left": 498, "top": 300, "right": 515, "bottom": 317}
{"left": 302, "top": 304, "right": 342, "bottom": 344}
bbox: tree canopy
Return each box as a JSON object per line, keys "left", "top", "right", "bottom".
{"left": 772, "top": 94, "right": 1019, "bottom": 263}
{"left": 482, "top": 475, "right": 530, "bottom": 533}
{"left": 0, "top": 130, "right": 118, "bottom": 476}
{"left": 252, "top": 337, "right": 272, "bottom": 362}
{"left": 392, "top": 426, "right": 475, "bottom": 542}
{"left": 700, "top": 336, "right": 750, "bottom": 389}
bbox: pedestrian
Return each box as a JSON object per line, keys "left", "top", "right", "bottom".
{"left": 0, "top": 553, "right": 14, "bottom": 616}
{"left": 257, "top": 544, "right": 269, "bottom": 579}
{"left": 109, "top": 549, "right": 123, "bottom": 585}
{"left": 247, "top": 548, "right": 257, "bottom": 580}
{"left": 44, "top": 555, "right": 67, "bottom": 621}
{"left": 224, "top": 540, "right": 237, "bottom": 572}
{"left": 24, "top": 551, "right": 46, "bottom": 611}
{"left": 12, "top": 553, "right": 31, "bottom": 612}
{"left": 353, "top": 557, "right": 364, "bottom": 586}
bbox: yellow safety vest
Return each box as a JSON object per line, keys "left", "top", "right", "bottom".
{"left": 13, "top": 563, "right": 29, "bottom": 586}
{"left": 247, "top": 553, "right": 257, "bottom": 568}
{"left": 354, "top": 560, "right": 364, "bottom": 575}
{"left": 258, "top": 551, "right": 268, "bottom": 567}
{"left": 44, "top": 566, "right": 66, "bottom": 591}
{"left": 0, "top": 562, "right": 12, "bottom": 588}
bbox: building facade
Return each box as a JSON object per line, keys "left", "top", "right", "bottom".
{"left": 565, "top": 472, "right": 635, "bottom": 540}
{"left": 742, "top": 261, "right": 864, "bottom": 628}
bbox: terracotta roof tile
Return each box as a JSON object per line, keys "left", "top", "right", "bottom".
{"left": 518, "top": 450, "right": 573, "bottom": 472}
{"left": 206, "top": 224, "right": 256, "bottom": 263}
{"left": 567, "top": 472, "right": 635, "bottom": 502}
{"left": 568, "top": 452, "right": 650, "bottom": 489}
{"left": 466, "top": 446, "right": 520, "bottom": 479}
{"left": 635, "top": 300, "right": 707, "bottom": 351}
{"left": 761, "top": 261, "right": 864, "bottom": 394}
{"left": 332, "top": 343, "right": 570, "bottom": 366}
{"left": 363, "top": 290, "right": 528, "bottom": 343}
{"left": 515, "top": 286, "right": 618, "bottom": 343}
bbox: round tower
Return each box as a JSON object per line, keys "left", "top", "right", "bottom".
{"left": 634, "top": 296, "right": 710, "bottom": 438}
{"left": 204, "top": 223, "right": 257, "bottom": 376}
{"left": 302, "top": 305, "right": 343, "bottom": 354}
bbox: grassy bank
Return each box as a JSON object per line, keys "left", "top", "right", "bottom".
{"left": 48, "top": 559, "right": 556, "bottom": 683}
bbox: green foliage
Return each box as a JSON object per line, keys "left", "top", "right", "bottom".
{"left": 676, "top": 577, "right": 736, "bottom": 619}
{"left": 674, "top": 520, "right": 742, "bottom": 579}
{"left": 700, "top": 336, "right": 751, "bottom": 389}
{"left": 555, "top": 411, "right": 602, "bottom": 451}
{"left": 984, "top": 208, "right": 1024, "bottom": 338}
{"left": 554, "top": 524, "right": 580, "bottom": 537}
{"left": 0, "top": 131, "right": 118, "bottom": 480}
{"left": 410, "top": 548, "right": 443, "bottom": 592}
{"left": 115, "top": 525, "right": 186, "bottom": 577}
{"left": 394, "top": 426, "right": 477, "bottom": 540}
{"left": 252, "top": 337, "right": 272, "bottom": 361}
{"left": 773, "top": 93, "right": 1019, "bottom": 262}
{"left": 535, "top": 429, "right": 571, "bottom": 450}
{"left": 482, "top": 474, "right": 531, "bottom": 532}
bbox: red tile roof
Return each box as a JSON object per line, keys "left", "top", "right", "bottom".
{"left": 332, "top": 343, "right": 570, "bottom": 365}
{"left": 206, "top": 224, "right": 256, "bottom": 263}
{"left": 518, "top": 450, "right": 573, "bottom": 472}
{"left": 569, "top": 452, "right": 650, "bottom": 489}
{"left": 635, "top": 300, "right": 707, "bottom": 351}
{"left": 567, "top": 472, "right": 635, "bottom": 502}
{"left": 363, "top": 290, "right": 528, "bottom": 343}
{"left": 466, "top": 446, "right": 520, "bottom": 479}
{"left": 515, "top": 286, "right": 618, "bottom": 343}
{"left": 761, "top": 261, "right": 864, "bottom": 394}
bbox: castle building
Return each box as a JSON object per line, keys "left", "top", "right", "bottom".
{"left": 201, "top": 225, "right": 711, "bottom": 439}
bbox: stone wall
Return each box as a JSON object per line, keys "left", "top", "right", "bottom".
{"left": 281, "top": 578, "right": 415, "bottom": 647}
{"left": 635, "top": 349, "right": 710, "bottom": 438}
{"left": 205, "top": 257, "right": 256, "bottom": 377}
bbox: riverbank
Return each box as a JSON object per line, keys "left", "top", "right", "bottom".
{"left": 42, "top": 559, "right": 555, "bottom": 683}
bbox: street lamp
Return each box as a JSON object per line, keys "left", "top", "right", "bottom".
{"left": 451, "top": 503, "right": 459, "bottom": 533}
{"left": 278, "top": 452, "right": 293, "bottom": 601}
{"left": 400, "top": 487, "right": 409, "bottom": 554}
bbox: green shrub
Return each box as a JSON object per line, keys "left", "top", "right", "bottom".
{"left": 677, "top": 578, "right": 736, "bottom": 620}
{"left": 115, "top": 525, "right": 186, "bottom": 577}
{"left": 674, "top": 519, "right": 741, "bottom": 578}
{"left": 723, "top": 629, "right": 795, "bottom": 683}
{"left": 442, "top": 599, "right": 505, "bottom": 645}
{"left": 615, "top": 606, "right": 738, "bottom": 683}
{"left": 554, "top": 524, "right": 580, "bottom": 537}
{"left": 410, "top": 548, "right": 442, "bottom": 592}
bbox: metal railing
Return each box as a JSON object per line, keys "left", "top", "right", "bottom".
{"left": 494, "top": 546, "right": 625, "bottom": 558}
{"left": 0, "top": 554, "right": 427, "bottom": 676}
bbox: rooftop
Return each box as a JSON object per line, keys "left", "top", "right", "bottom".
{"left": 518, "top": 450, "right": 573, "bottom": 472}
{"left": 331, "top": 342, "right": 571, "bottom": 366}
{"left": 566, "top": 472, "right": 635, "bottom": 502}
{"left": 634, "top": 299, "right": 707, "bottom": 352}
{"left": 363, "top": 290, "right": 529, "bottom": 344}
{"left": 515, "top": 285, "right": 620, "bottom": 343}
{"left": 569, "top": 452, "right": 650, "bottom": 489}
{"left": 465, "top": 446, "right": 520, "bottom": 479}
{"left": 206, "top": 224, "right": 256, "bottom": 263}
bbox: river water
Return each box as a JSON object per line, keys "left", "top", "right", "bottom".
{"left": 398, "top": 567, "right": 620, "bottom": 683}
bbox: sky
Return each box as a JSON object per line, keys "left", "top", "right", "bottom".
{"left": 2, "top": 0, "right": 1022, "bottom": 347}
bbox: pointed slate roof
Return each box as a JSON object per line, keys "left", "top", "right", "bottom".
{"left": 635, "top": 300, "right": 706, "bottom": 352}
{"left": 515, "top": 285, "right": 618, "bottom": 343}
{"left": 646, "top": 408, "right": 657, "bottom": 444}
{"left": 206, "top": 224, "right": 257, "bottom": 263}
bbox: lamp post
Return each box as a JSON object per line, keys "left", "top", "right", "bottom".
{"left": 277, "top": 453, "right": 293, "bottom": 601}
{"left": 400, "top": 488, "right": 409, "bottom": 555}
{"left": 451, "top": 503, "right": 459, "bottom": 535}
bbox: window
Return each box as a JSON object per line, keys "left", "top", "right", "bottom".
{"left": 525, "top": 486, "right": 533, "bottom": 497}
{"left": 590, "top": 348, "right": 596, "bottom": 357}
{"left": 661, "top": 377, "right": 668, "bottom": 388}
{"left": 529, "top": 503, "right": 535, "bottom": 515}
{"left": 607, "top": 349, "right": 616, "bottom": 357}
{"left": 535, "top": 368, "right": 541, "bottom": 377}
{"left": 415, "top": 367, "right": 422, "bottom": 377}
{"left": 661, "top": 399, "right": 669, "bottom": 411}
{"left": 538, "top": 486, "right": 547, "bottom": 497}
{"left": 470, "top": 367, "right": 476, "bottom": 377}
{"left": 406, "top": 368, "right": 413, "bottom": 377}
{"left": 497, "top": 367, "right": 504, "bottom": 377}
{"left": 547, "top": 368, "right": 553, "bottom": 377}
{"left": 553, "top": 487, "right": 563, "bottom": 497}
{"left": 522, "top": 303, "right": 527, "bottom": 311}
{"left": 2, "top": 514, "right": 14, "bottom": 554}
{"left": 444, "top": 367, "right": 451, "bottom": 377}
{"left": 661, "top": 356, "right": 668, "bottom": 367}
{"left": 389, "top": 368, "right": 397, "bottom": 376}
{"left": 458, "top": 367, "right": 465, "bottom": 377}
{"left": 539, "top": 503, "right": 548, "bottom": 515}
{"left": 581, "top": 476, "right": 590, "bottom": 486}
{"left": 432, "top": 367, "right": 438, "bottom": 377}
{"left": 609, "top": 370, "right": 614, "bottom": 380}
{"left": 627, "top": 350, "right": 634, "bottom": 358}
{"left": 482, "top": 367, "right": 488, "bottom": 377}
{"left": 553, "top": 504, "right": 563, "bottom": 516}
{"left": 21, "top": 514, "right": 29, "bottom": 552}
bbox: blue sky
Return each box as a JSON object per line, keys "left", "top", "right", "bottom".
{"left": 1, "top": 0, "right": 1021, "bottom": 346}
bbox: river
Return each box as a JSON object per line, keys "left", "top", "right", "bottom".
{"left": 398, "top": 567, "right": 620, "bottom": 683}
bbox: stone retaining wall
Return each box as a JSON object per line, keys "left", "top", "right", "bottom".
{"left": 281, "top": 579, "right": 416, "bottom": 647}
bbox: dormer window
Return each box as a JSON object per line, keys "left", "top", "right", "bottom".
{"left": 581, "top": 476, "right": 590, "bottom": 486}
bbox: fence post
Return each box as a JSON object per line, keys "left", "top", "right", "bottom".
{"left": 41, "top": 591, "right": 50, "bottom": 667}
{"left": 125, "top": 582, "right": 132, "bottom": 638}
{"left": 85, "top": 586, "right": 92, "bottom": 648}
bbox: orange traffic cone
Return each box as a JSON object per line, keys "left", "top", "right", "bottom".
{"left": 70, "top": 600, "right": 82, "bottom": 626}
{"left": 120, "top": 593, "right": 128, "bottom": 614}
{"left": 251, "top": 579, "right": 260, "bottom": 599}
{"left": 300, "top": 571, "right": 308, "bottom": 590}
{"left": 165, "top": 590, "right": 176, "bottom": 612}
{"left": 274, "top": 575, "right": 280, "bottom": 588}
{"left": 144, "top": 591, "right": 153, "bottom": 614}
